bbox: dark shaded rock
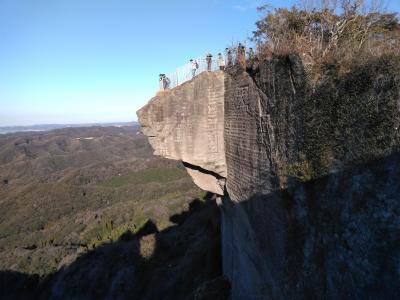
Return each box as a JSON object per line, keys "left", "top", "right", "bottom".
{"left": 221, "top": 55, "right": 400, "bottom": 299}
{"left": 192, "top": 276, "right": 231, "bottom": 300}
{"left": 0, "top": 271, "right": 40, "bottom": 300}
{"left": 138, "top": 54, "right": 400, "bottom": 299}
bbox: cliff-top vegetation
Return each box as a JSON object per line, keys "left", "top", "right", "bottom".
{"left": 238, "top": 1, "right": 400, "bottom": 183}
{"left": 252, "top": 0, "right": 399, "bottom": 81}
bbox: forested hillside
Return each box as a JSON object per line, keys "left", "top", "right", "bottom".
{"left": 0, "top": 126, "right": 204, "bottom": 277}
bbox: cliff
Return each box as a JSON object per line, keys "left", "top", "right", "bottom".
{"left": 137, "top": 55, "right": 400, "bottom": 299}
{"left": 138, "top": 71, "right": 226, "bottom": 195}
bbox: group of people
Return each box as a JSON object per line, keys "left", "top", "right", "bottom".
{"left": 189, "top": 46, "right": 255, "bottom": 78}
{"left": 159, "top": 45, "right": 256, "bottom": 90}
{"left": 224, "top": 44, "right": 256, "bottom": 67}
{"left": 189, "top": 54, "right": 219, "bottom": 78}
{"left": 226, "top": 44, "right": 255, "bottom": 67}
{"left": 159, "top": 74, "right": 170, "bottom": 91}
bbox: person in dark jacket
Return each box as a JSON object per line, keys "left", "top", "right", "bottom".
{"left": 163, "top": 74, "right": 170, "bottom": 89}
{"left": 226, "top": 48, "right": 233, "bottom": 67}
{"left": 237, "top": 43, "right": 246, "bottom": 66}
{"left": 206, "top": 54, "right": 212, "bottom": 71}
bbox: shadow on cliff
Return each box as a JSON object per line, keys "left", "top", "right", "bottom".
{"left": 220, "top": 151, "right": 400, "bottom": 300}
{"left": 0, "top": 192, "right": 230, "bottom": 300}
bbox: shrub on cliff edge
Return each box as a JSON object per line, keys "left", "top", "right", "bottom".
{"left": 252, "top": 0, "right": 399, "bottom": 81}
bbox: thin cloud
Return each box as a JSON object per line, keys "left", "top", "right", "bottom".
{"left": 233, "top": 4, "right": 248, "bottom": 11}
{"left": 232, "top": 0, "right": 263, "bottom": 12}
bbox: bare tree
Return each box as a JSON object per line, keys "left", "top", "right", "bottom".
{"left": 253, "top": 0, "right": 399, "bottom": 78}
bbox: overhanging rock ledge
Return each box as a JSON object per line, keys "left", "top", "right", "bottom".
{"left": 137, "top": 71, "right": 226, "bottom": 195}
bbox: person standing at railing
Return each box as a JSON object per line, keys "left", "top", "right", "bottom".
{"left": 190, "top": 59, "right": 199, "bottom": 78}
{"left": 237, "top": 43, "right": 246, "bottom": 66}
{"left": 248, "top": 47, "right": 255, "bottom": 60}
{"left": 159, "top": 74, "right": 165, "bottom": 91}
{"left": 163, "top": 74, "right": 170, "bottom": 90}
{"left": 218, "top": 53, "right": 225, "bottom": 71}
{"left": 206, "top": 54, "right": 212, "bottom": 71}
{"left": 226, "top": 48, "right": 233, "bottom": 67}
{"left": 236, "top": 43, "right": 242, "bottom": 65}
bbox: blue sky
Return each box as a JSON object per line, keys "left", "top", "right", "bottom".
{"left": 0, "top": 0, "right": 399, "bottom": 126}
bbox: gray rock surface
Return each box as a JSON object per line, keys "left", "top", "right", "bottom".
{"left": 138, "top": 55, "right": 400, "bottom": 299}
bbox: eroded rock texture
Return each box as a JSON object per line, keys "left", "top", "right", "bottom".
{"left": 138, "top": 55, "right": 400, "bottom": 299}
{"left": 137, "top": 71, "right": 226, "bottom": 194}
{"left": 221, "top": 57, "right": 306, "bottom": 299}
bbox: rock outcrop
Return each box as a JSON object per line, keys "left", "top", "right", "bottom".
{"left": 137, "top": 71, "right": 226, "bottom": 195}
{"left": 137, "top": 55, "right": 400, "bottom": 299}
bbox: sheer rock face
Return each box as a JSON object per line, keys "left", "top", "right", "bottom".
{"left": 137, "top": 56, "right": 400, "bottom": 300}
{"left": 222, "top": 57, "right": 400, "bottom": 299}
{"left": 137, "top": 71, "right": 226, "bottom": 195}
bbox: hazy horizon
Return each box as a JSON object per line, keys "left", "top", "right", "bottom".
{"left": 0, "top": 120, "right": 139, "bottom": 135}
{"left": 0, "top": 120, "right": 137, "bottom": 128}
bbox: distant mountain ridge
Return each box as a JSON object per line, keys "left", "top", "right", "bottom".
{"left": 0, "top": 121, "right": 138, "bottom": 134}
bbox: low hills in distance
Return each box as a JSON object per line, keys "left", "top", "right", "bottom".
{"left": 0, "top": 125, "right": 224, "bottom": 299}
{"left": 0, "top": 121, "right": 138, "bottom": 134}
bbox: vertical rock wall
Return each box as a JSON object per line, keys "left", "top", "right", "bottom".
{"left": 221, "top": 58, "right": 306, "bottom": 299}
{"left": 138, "top": 55, "right": 400, "bottom": 300}
{"left": 221, "top": 56, "right": 400, "bottom": 299}
{"left": 224, "top": 57, "right": 305, "bottom": 201}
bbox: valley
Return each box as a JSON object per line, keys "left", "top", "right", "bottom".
{"left": 0, "top": 126, "right": 205, "bottom": 277}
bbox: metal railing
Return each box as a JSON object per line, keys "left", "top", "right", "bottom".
{"left": 163, "top": 56, "right": 217, "bottom": 89}
{"left": 162, "top": 51, "right": 241, "bottom": 90}
{"left": 158, "top": 46, "right": 256, "bottom": 90}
